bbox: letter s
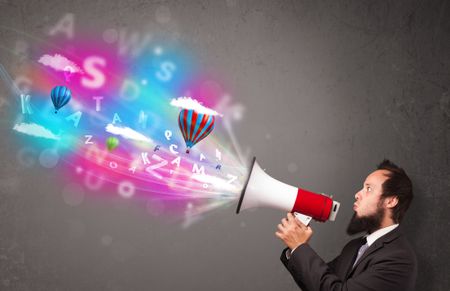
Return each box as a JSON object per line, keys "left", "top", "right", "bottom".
{"left": 81, "top": 56, "right": 106, "bottom": 89}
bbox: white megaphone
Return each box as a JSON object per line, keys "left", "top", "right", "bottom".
{"left": 236, "top": 157, "right": 340, "bottom": 225}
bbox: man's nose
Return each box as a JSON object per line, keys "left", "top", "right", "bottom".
{"left": 355, "top": 191, "right": 360, "bottom": 201}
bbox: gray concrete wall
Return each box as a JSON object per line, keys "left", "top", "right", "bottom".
{"left": 0, "top": 0, "right": 449, "bottom": 290}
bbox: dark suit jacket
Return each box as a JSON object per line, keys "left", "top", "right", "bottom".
{"left": 280, "top": 227, "right": 417, "bottom": 291}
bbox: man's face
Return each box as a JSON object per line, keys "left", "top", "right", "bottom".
{"left": 346, "top": 170, "right": 390, "bottom": 235}
{"left": 353, "top": 170, "right": 389, "bottom": 218}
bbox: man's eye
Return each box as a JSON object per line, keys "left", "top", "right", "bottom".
{"left": 366, "top": 187, "right": 372, "bottom": 191}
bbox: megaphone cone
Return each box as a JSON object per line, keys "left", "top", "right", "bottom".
{"left": 236, "top": 157, "right": 340, "bottom": 222}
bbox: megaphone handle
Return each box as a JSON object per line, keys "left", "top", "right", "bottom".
{"left": 294, "top": 212, "right": 312, "bottom": 226}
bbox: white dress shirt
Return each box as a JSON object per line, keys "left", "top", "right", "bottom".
{"left": 365, "top": 224, "right": 399, "bottom": 247}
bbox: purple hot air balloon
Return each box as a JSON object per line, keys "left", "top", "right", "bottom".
{"left": 178, "top": 109, "right": 215, "bottom": 153}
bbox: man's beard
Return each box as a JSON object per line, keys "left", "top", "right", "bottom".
{"left": 346, "top": 201, "right": 385, "bottom": 235}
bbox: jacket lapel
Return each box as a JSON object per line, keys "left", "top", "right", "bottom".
{"left": 346, "top": 226, "right": 402, "bottom": 279}
{"left": 343, "top": 237, "right": 367, "bottom": 279}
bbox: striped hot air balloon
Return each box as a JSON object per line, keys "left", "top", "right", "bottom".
{"left": 178, "top": 109, "right": 215, "bottom": 153}
{"left": 50, "top": 85, "right": 71, "bottom": 113}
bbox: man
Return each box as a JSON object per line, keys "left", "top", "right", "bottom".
{"left": 276, "top": 160, "right": 417, "bottom": 291}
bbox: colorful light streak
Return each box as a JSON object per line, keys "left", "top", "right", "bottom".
{"left": 2, "top": 23, "right": 250, "bottom": 224}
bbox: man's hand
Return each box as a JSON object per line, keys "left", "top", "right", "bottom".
{"left": 275, "top": 212, "right": 313, "bottom": 250}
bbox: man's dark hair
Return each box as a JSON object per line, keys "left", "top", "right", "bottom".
{"left": 377, "top": 159, "right": 413, "bottom": 223}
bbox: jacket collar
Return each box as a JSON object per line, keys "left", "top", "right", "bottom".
{"left": 345, "top": 226, "right": 403, "bottom": 279}
{"left": 365, "top": 224, "right": 399, "bottom": 246}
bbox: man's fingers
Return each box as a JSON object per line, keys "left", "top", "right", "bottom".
{"left": 281, "top": 218, "right": 288, "bottom": 227}
{"left": 287, "top": 212, "right": 294, "bottom": 221}
{"left": 277, "top": 224, "right": 285, "bottom": 232}
{"left": 295, "top": 218, "right": 307, "bottom": 229}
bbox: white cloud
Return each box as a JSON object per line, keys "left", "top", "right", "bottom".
{"left": 105, "top": 124, "right": 153, "bottom": 143}
{"left": 13, "top": 123, "right": 60, "bottom": 140}
{"left": 38, "top": 54, "right": 83, "bottom": 74}
{"left": 170, "top": 97, "right": 222, "bottom": 116}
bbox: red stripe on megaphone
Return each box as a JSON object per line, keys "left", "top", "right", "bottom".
{"left": 292, "top": 188, "right": 333, "bottom": 222}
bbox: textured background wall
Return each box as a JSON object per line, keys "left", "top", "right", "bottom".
{"left": 0, "top": 0, "right": 449, "bottom": 290}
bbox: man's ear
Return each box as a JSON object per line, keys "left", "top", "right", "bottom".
{"left": 385, "top": 196, "right": 399, "bottom": 209}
